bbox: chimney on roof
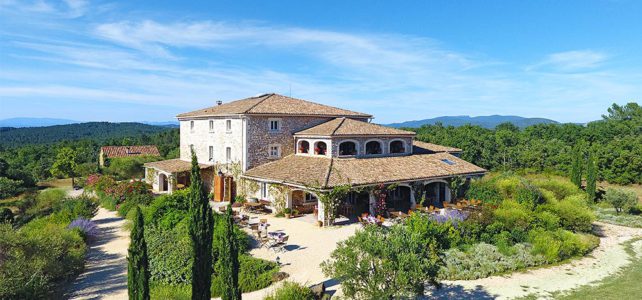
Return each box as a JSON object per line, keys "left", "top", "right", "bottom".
{"left": 216, "top": 100, "right": 223, "bottom": 106}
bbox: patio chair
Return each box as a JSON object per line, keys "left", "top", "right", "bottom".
{"left": 272, "top": 236, "right": 289, "bottom": 253}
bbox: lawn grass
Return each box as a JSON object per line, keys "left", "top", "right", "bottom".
{"left": 38, "top": 178, "right": 74, "bottom": 189}
{"left": 595, "top": 208, "right": 642, "bottom": 228}
{"left": 553, "top": 238, "right": 642, "bottom": 300}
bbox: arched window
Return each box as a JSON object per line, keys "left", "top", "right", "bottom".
{"left": 339, "top": 141, "right": 357, "bottom": 156}
{"left": 298, "top": 140, "right": 310, "bottom": 154}
{"left": 365, "top": 141, "right": 383, "bottom": 155}
{"left": 390, "top": 140, "right": 405, "bottom": 154}
{"left": 314, "top": 141, "right": 327, "bottom": 155}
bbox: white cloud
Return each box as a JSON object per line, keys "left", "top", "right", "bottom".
{"left": 528, "top": 50, "right": 608, "bottom": 72}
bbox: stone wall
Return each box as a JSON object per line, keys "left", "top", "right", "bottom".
{"left": 246, "top": 116, "right": 338, "bottom": 169}
{"left": 179, "top": 118, "right": 244, "bottom": 166}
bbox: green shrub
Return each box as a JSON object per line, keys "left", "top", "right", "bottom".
{"left": 0, "top": 220, "right": 86, "bottom": 298}
{"left": 105, "top": 156, "right": 160, "bottom": 180}
{"left": 0, "top": 207, "right": 14, "bottom": 223}
{"left": 530, "top": 176, "right": 582, "bottom": 201}
{"left": 264, "top": 281, "right": 315, "bottom": 300}
{"left": 493, "top": 200, "right": 533, "bottom": 232}
{"left": 440, "top": 243, "right": 546, "bottom": 280}
{"left": 515, "top": 183, "right": 544, "bottom": 209}
{"left": 144, "top": 190, "right": 190, "bottom": 229}
{"left": 321, "top": 224, "right": 446, "bottom": 299}
{"left": 50, "top": 195, "right": 98, "bottom": 224}
{"left": 466, "top": 179, "right": 503, "bottom": 205}
{"left": 150, "top": 283, "right": 191, "bottom": 300}
{"left": 146, "top": 223, "right": 193, "bottom": 285}
{"left": 0, "top": 176, "right": 24, "bottom": 199}
{"left": 30, "top": 188, "right": 67, "bottom": 215}
{"left": 212, "top": 254, "right": 279, "bottom": 296}
{"left": 533, "top": 210, "right": 560, "bottom": 231}
{"left": 495, "top": 175, "right": 522, "bottom": 199}
{"left": 528, "top": 229, "right": 598, "bottom": 263}
{"left": 542, "top": 195, "right": 595, "bottom": 232}
{"left": 604, "top": 188, "right": 638, "bottom": 214}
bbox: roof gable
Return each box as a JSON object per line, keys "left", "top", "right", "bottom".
{"left": 176, "top": 93, "right": 372, "bottom": 119}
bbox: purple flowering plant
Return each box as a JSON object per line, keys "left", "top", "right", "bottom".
{"left": 68, "top": 218, "right": 99, "bottom": 240}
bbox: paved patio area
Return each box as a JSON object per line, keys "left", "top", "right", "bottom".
{"left": 231, "top": 211, "right": 360, "bottom": 299}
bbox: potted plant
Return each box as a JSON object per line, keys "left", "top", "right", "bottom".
{"left": 284, "top": 208, "right": 292, "bottom": 219}
{"left": 292, "top": 209, "right": 299, "bottom": 218}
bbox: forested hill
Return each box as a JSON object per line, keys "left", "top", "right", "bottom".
{"left": 386, "top": 115, "right": 559, "bottom": 129}
{"left": 0, "top": 122, "right": 172, "bottom": 148}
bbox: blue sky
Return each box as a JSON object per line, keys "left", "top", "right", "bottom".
{"left": 1, "top": 0, "right": 641, "bottom": 123}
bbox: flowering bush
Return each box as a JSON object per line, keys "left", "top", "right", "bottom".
{"left": 68, "top": 218, "right": 99, "bottom": 240}
{"left": 428, "top": 209, "right": 468, "bottom": 226}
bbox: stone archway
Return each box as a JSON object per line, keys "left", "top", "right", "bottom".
{"left": 159, "top": 173, "right": 168, "bottom": 192}
{"left": 423, "top": 180, "right": 450, "bottom": 208}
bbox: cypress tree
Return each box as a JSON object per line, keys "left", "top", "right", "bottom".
{"left": 218, "top": 204, "right": 241, "bottom": 300}
{"left": 570, "top": 147, "right": 583, "bottom": 188}
{"left": 128, "top": 206, "right": 150, "bottom": 300}
{"left": 188, "top": 148, "right": 214, "bottom": 300}
{"left": 586, "top": 152, "right": 597, "bottom": 201}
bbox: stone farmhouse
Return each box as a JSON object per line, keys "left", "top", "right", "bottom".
{"left": 144, "top": 93, "right": 485, "bottom": 223}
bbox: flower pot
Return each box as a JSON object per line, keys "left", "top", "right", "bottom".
{"left": 285, "top": 213, "right": 291, "bottom": 219}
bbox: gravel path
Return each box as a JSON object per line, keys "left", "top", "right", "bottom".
{"left": 66, "top": 207, "right": 129, "bottom": 299}
{"left": 426, "top": 222, "right": 642, "bottom": 299}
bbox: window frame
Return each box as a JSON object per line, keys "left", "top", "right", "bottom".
{"left": 304, "top": 192, "right": 317, "bottom": 203}
{"left": 338, "top": 140, "right": 358, "bottom": 156}
{"left": 389, "top": 139, "right": 406, "bottom": 154}
{"left": 268, "top": 144, "right": 282, "bottom": 159}
{"left": 268, "top": 118, "right": 282, "bottom": 133}
{"left": 208, "top": 145, "right": 214, "bottom": 161}
{"left": 209, "top": 120, "right": 214, "bottom": 132}
{"left": 190, "top": 120, "right": 194, "bottom": 131}
{"left": 226, "top": 119, "right": 232, "bottom": 133}
{"left": 226, "top": 146, "right": 232, "bottom": 162}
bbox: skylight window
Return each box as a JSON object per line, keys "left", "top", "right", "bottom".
{"left": 441, "top": 158, "right": 456, "bottom": 165}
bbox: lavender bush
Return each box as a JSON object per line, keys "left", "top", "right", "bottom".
{"left": 68, "top": 218, "right": 99, "bottom": 241}
{"left": 428, "top": 209, "right": 468, "bottom": 226}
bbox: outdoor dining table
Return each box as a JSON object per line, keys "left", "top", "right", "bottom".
{"left": 390, "top": 211, "right": 408, "bottom": 218}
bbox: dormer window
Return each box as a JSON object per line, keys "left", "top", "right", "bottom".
{"left": 365, "top": 141, "right": 383, "bottom": 155}
{"left": 339, "top": 141, "right": 357, "bottom": 156}
{"left": 268, "top": 118, "right": 281, "bottom": 132}
{"left": 390, "top": 140, "right": 405, "bottom": 154}
{"left": 314, "top": 141, "right": 327, "bottom": 155}
{"left": 298, "top": 140, "right": 310, "bottom": 154}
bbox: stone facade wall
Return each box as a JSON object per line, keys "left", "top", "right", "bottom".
{"left": 179, "top": 118, "right": 244, "bottom": 166}
{"left": 246, "top": 116, "right": 338, "bottom": 169}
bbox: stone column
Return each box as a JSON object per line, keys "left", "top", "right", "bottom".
{"left": 409, "top": 186, "right": 416, "bottom": 209}
{"left": 369, "top": 191, "right": 376, "bottom": 216}
{"left": 317, "top": 200, "right": 325, "bottom": 224}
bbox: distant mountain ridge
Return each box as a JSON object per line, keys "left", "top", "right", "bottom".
{"left": 0, "top": 117, "right": 179, "bottom": 128}
{"left": 0, "top": 122, "right": 175, "bottom": 148}
{"left": 385, "top": 115, "right": 559, "bottom": 129}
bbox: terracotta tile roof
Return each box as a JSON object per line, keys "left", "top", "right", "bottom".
{"left": 295, "top": 118, "right": 415, "bottom": 137}
{"left": 413, "top": 141, "right": 462, "bottom": 154}
{"left": 144, "top": 159, "right": 211, "bottom": 173}
{"left": 176, "top": 93, "right": 372, "bottom": 119}
{"left": 100, "top": 145, "right": 160, "bottom": 158}
{"left": 242, "top": 152, "right": 485, "bottom": 189}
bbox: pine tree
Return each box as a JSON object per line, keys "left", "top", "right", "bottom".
{"left": 128, "top": 206, "right": 150, "bottom": 300}
{"left": 586, "top": 152, "right": 597, "bottom": 202}
{"left": 570, "top": 147, "right": 583, "bottom": 188}
{"left": 218, "top": 204, "right": 241, "bottom": 300}
{"left": 188, "top": 148, "right": 214, "bottom": 300}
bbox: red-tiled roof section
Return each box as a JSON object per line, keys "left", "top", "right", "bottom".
{"left": 295, "top": 117, "right": 415, "bottom": 137}
{"left": 243, "top": 152, "right": 485, "bottom": 189}
{"left": 101, "top": 145, "right": 160, "bottom": 158}
{"left": 176, "top": 93, "right": 372, "bottom": 118}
